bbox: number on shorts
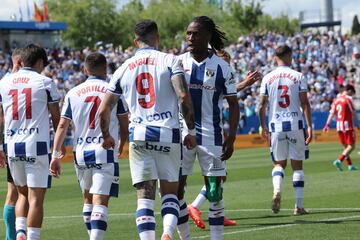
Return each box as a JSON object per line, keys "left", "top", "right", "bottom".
{"left": 278, "top": 85, "right": 290, "bottom": 108}
{"left": 136, "top": 72, "right": 155, "bottom": 109}
{"left": 9, "top": 88, "right": 32, "bottom": 120}
{"left": 85, "top": 96, "right": 101, "bottom": 129}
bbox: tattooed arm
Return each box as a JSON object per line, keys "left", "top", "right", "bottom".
{"left": 99, "top": 93, "right": 119, "bottom": 149}
{"left": 171, "top": 74, "right": 197, "bottom": 149}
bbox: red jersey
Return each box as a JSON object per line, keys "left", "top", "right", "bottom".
{"left": 330, "top": 95, "right": 356, "bottom": 131}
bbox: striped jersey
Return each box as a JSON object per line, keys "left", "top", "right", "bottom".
{"left": 0, "top": 68, "right": 60, "bottom": 157}
{"left": 178, "top": 52, "right": 237, "bottom": 146}
{"left": 260, "top": 66, "right": 307, "bottom": 132}
{"left": 108, "top": 48, "right": 184, "bottom": 143}
{"left": 330, "top": 94, "right": 356, "bottom": 131}
{"left": 61, "top": 77, "right": 128, "bottom": 165}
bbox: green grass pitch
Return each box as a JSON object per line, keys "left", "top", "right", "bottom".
{"left": 1, "top": 142, "right": 360, "bottom": 239}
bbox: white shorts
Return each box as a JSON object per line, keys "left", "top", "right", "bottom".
{"left": 8, "top": 154, "right": 51, "bottom": 188}
{"left": 75, "top": 162, "right": 119, "bottom": 197}
{"left": 270, "top": 129, "right": 309, "bottom": 161}
{"left": 182, "top": 145, "right": 226, "bottom": 177}
{"left": 129, "top": 141, "right": 181, "bottom": 185}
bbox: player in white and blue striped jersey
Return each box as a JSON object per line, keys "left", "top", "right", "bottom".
{"left": 99, "top": 20, "right": 196, "bottom": 240}
{"left": 50, "top": 53, "right": 129, "bottom": 240}
{"left": 259, "top": 45, "right": 312, "bottom": 216}
{"left": 0, "top": 44, "right": 61, "bottom": 240}
{"left": 176, "top": 16, "right": 240, "bottom": 240}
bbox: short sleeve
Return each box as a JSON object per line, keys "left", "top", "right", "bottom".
{"left": 61, "top": 94, "right": 72, "bottom": 120}
{"left": 169, "top": 55, "right": 184, "bottom": 77}
{"left": 43, "top": 78, "right": 60, "bottom": 103}
{"left": 108, "top": 66, "right": 125, "bottom": 95}
{"left": 116, "top": 95, "right": 128, "bottom": 115}
{"left": 259, "top": 77, "right": 268, "bottom": 96}
{"left": 223, "top": 68, "right": 236, "bottom": 96}
{"left": 299, "top": 74, "right": 307, "bottom": 92}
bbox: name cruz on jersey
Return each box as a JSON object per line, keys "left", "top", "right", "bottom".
{"left": 108, "top": 48, "right": 184, "bottom": 144}
{"left": 178, "top": 51, "right": 237, "bottom": 146}
{"left": 260, "top": 66, "right": 307, "bottom": 132}
{"left": 62, "top": 77, "right": 128, "bottom": 165}
{"left": 0, "top": 68, "right": 60, "bottom": 157}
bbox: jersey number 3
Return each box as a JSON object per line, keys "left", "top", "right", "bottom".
{"left": 136, "top": 72, "right": 155, "bottom": 109}
{"left": 9, "top": 88, "right": 32, "bottom": 120}
{"left": 278, "top": 85, "right": 290, "bottom": 108}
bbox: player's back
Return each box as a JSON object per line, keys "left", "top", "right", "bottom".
{"left": 332, "top": 95, "right": 355, "bottom": 131}
{"left": 261, "top": 66, "right": 307, "bottom": 132}
{"left": 0, "top": 68, "right": 59, "bottom": 157}
{"left": 63, "top": 77, "right": 125, "bottom": 165}
{"left": 109, "top": 48, "right": 183, "bottom": 143}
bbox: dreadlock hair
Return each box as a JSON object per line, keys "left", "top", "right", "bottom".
{"left": 191, "top": 16, "right": 227, "bottom": 52}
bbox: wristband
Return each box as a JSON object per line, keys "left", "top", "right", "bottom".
{"left": 188, "top": 128, "right": 196, "bottom": 136}
{"left": 0, "top": 144, "right": 3, "bottom": 152}
{"left": 52, "top": 150, "right": 62, "bottom": 159}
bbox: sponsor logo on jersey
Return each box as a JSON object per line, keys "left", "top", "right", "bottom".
{"left": 77, "top": 136, "right": 104, "bottom": 145}
{"left": 275, "top": 111, "right": 299, "bottom": 119}
{"left": 6, "top": 127, "right": 39, "bottom": 137}
{"left": 145, "top": 142, "right": 171, "bottom": 153}
{"left": 76, "top": 163, "right": 102, "bottom": 170}
{"left": 132, "top": 111, "right": 172, "bottom": 124}
{"left": 9, "top": 156, "right": 36, "bottom": 163}
{"left": 188, "top": 83, "right": 217, "bottom": 91}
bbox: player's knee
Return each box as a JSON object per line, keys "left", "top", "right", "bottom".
{"left": 135, "top": 180, "right": 156, "bottom": 200}
{"left": 206, "top": 176, "right": 223, "bottom": 203}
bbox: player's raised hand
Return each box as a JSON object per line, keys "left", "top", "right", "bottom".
{"left": 0, "top": 151, "right": 6, "bottom": 168}
{"left": 246, "top": 70, "right": 262, "bottom": 85}
{"left": 221, "top": 135, "right": 235, "bottom": 161}
{"left": 306, "top": 127, "right": 313, "bottom": 145}
{"left": 49, "top": 158, "right": 61, "bottom": 178}
{"left": 102, "top": 134, "right": 115, "bottom": 150}
{"left": 184, "top": 134, "right": 197, "bottom": 150}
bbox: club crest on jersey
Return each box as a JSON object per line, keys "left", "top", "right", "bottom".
{"left": 205, "top": 68, "right": 215, "bottom": 78}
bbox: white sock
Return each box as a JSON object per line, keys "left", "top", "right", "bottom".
{"left": 83, "top": 203, "right": 93, "bottom": 236}
{"left": 27, "top": 227, "right": 41, "bottom": 240}
{"left": 192, "top": 185, "right": 207, "bottom": 209}
{"left": 161, "top": 194, "right": 179, "bottom": 239}
{"left": 272, "top": 166, "right": 284, "bottom": 194}
{"left": 90, "top": 205, "right": 108, "bottom": 240}
{"left": 209, "top": 200, "right": 224, "bottom": 240}
{"left": 293, "top": 170, "right": 305, "bottom": 208}
{"left": 177, "top": 198, "right": 191, "bottom": 240}
{"left": 16, "top": 217, "right": 27, "bottom": 238}
{"left": 136, "top": 199, "right": 155, "bottom": 240}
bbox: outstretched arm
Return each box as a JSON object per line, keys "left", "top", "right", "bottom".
{"left": 236, "top": 71, "right": 262, "bottom": 92}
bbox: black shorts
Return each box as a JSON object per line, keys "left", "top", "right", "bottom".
{"left": 6, "top": 162, "right": 14, "bottom": 183}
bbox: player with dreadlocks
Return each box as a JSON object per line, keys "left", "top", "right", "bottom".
{"left": 176, "top": 16, "right": 259, "bottom": 240}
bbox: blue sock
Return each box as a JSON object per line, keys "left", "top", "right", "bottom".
{"left": 3, "top": 204, "right": 16, "bottom": 240}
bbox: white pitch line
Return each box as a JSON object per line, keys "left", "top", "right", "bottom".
{"left": 0, "top": 208, "right": 359, "bottom": 221}
{"left": 192, "top": 215, "right": 360, "bottom": 239}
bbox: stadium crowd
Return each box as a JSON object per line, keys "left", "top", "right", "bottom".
{"left": 0, "top": 31, "right": 360, "bottom": 116}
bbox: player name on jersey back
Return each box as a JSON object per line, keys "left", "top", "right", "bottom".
{"left": 260, "top": 66, "right": 307, "bottom": 132}
{"left": 62, "top": 77, "right": 128, "bottom": 165}
{"left": 108, "top": 48, "right": 184, "bottom": 144}
{"left": 0, "top": 68, "right": 60, "bottom": 157}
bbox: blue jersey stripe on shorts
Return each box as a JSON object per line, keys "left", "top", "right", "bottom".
{"left": 106, "top": 150, "right": 114, "bottom": 163}
{"left": 145, "top": 126, "right": 160, "bottom": 142}
{"left": 172, "top": 128, "right": 180, "bottom": 143}
{"left": 83, "top": 150, "right": 96, "bottom": 164}
{"left": 15, "top": 142, "right": 26, "bottom": 156}
{"left": 36, "top": 141, "right": 48, "bottom": 155}
{"left": 129, "top": 127, "right": 134, "bottom": 142}
{"left": 282, "top": 121, "right": 291, "bottom": 131}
